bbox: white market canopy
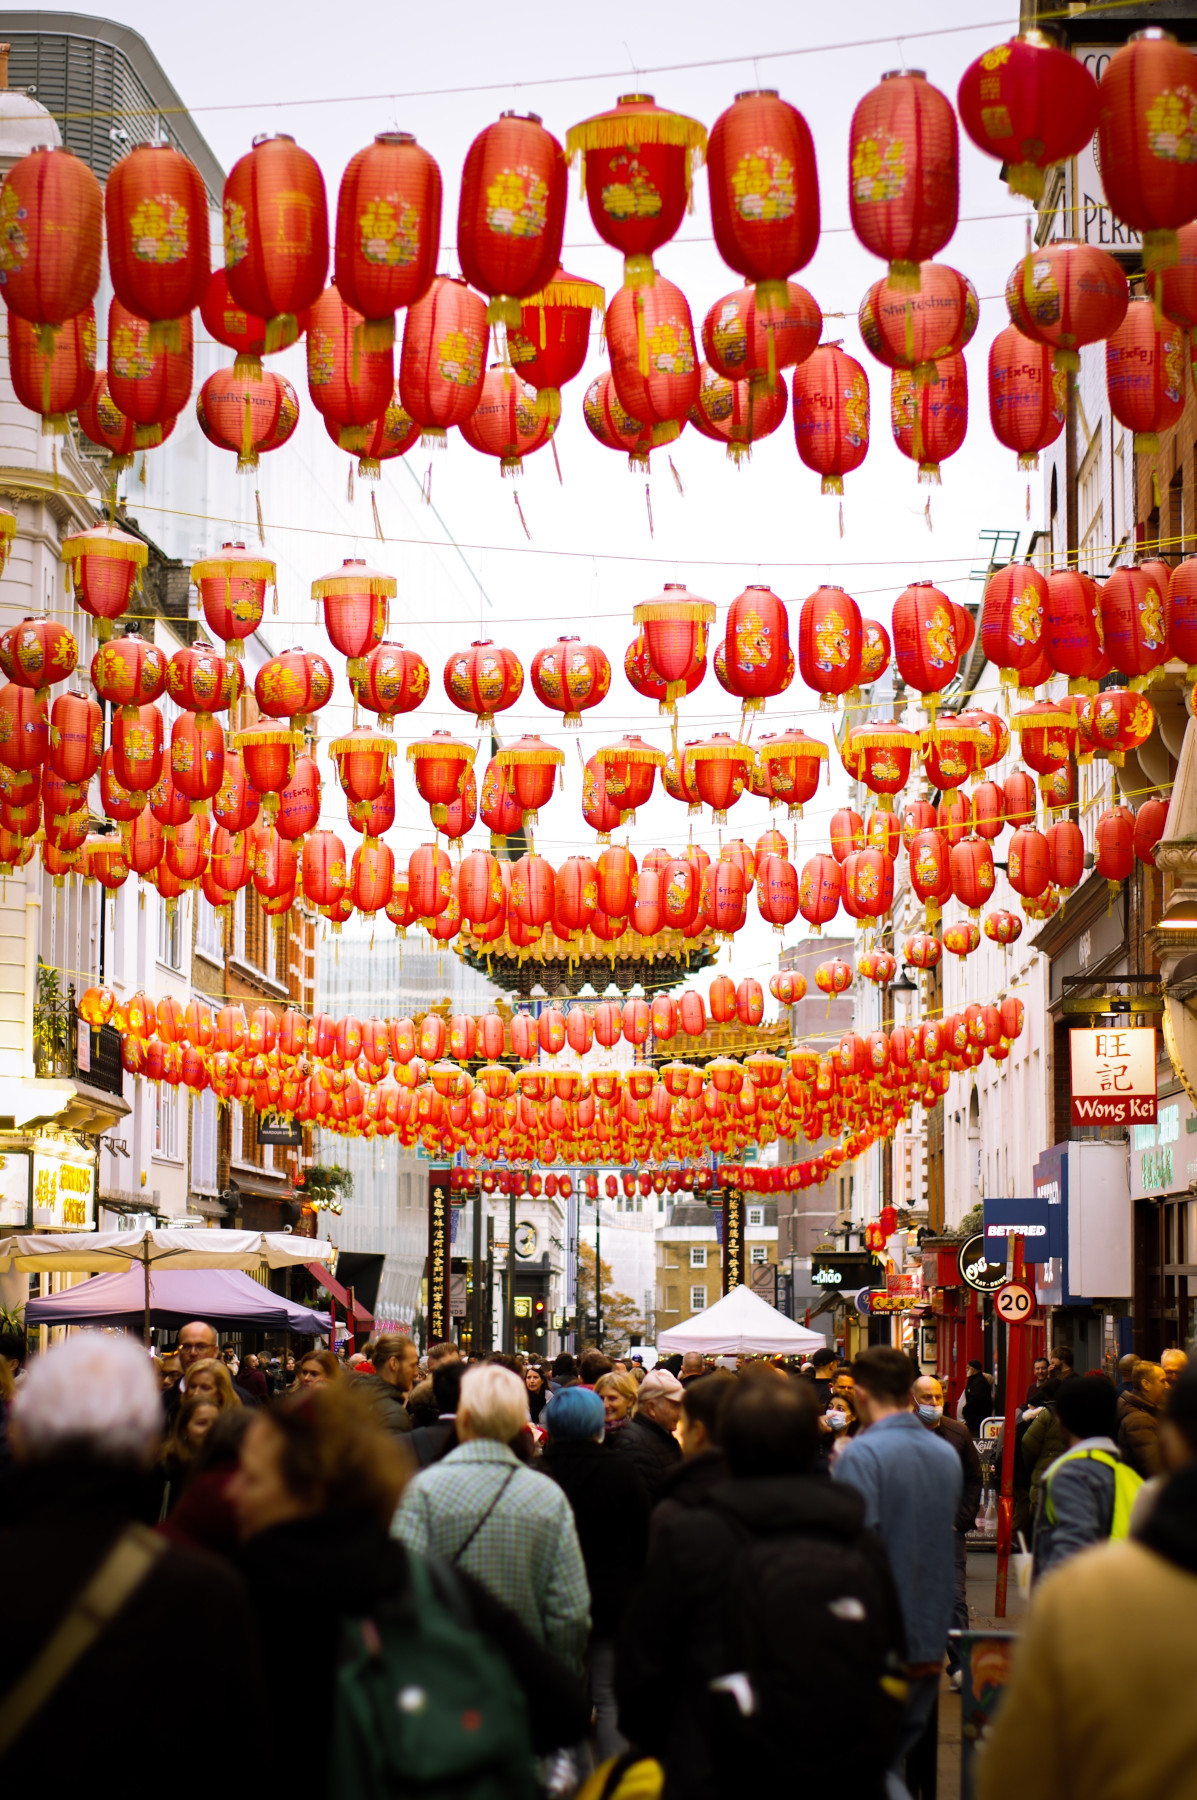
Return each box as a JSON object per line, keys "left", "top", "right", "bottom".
{"left": 658, "top": 1283, "right": 827, "bottom": 1356}
{"left": 0, "top": 1227, "right": 333, "bottom": 1273}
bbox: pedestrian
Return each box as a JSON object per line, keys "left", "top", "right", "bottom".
{"left": 611, "top": 1367, "right": 684, "bottom": 1503}
{"left": 1025, "top": 1357, "right": 1053, "bottom": 1406}
{"left": 1033, "top": 1374, "right": 1142, "bottom": 1578}
{"left": 579, "top": 1348, "right": 614, "bottom": 1387}
{"left": 232, "top": 1378, "right": 588, "bottom": 1793}
{"left": 407, "top": 1358, "right": 463, "bottom": 1468}
{"left": 1114, "top": 1351, "right": 1139, "bottom": 1398}
{"left": 810, "top": 1345, "right": 839, "bottom": 1407}
{"left": 550, "top": 1352, "right": 580, "bottom": 1392}
{"left": 594, "top": 1369, "right": 638, "bottom": 1435}
{"left": 541, "top": 1386, "right": 650, "bottom": 1760}
{"left": 679, "top": 1351, "right": 706, "bottom": 1386}
{"left": 1023, "top": 1391, "right": 1071, "bottom": 1523}
{"left": 911, "top": 1374, "right": 982, "bottom": 1692}
{"left": 818, "top": 1370, "right": 860, "bottom": 1467}
{"left": 177, "top": 1357, "right": 241, "bottom": 1413}
{"left": 426, "top": 1338, "right": 462, "bottom": 1374}
{"left": 0, "top": 1335, "right": 261, "bottom": 1792}
{"left": 159, "top": 1407, "right": 251, "bottom": 1557}
{"left": 653, "top": 1370, "right": 734, "bottom": 1533}
{"left": 1162, "top": 1347, "right": 1189, "bottom": 1390}
{"left": 833, "top": 1347, "right": 961, "bottom": 1799}
{"left": 524, "top": 1360, "right": 549, "bottom": 1424}
{"left": 158, "top": 1395, "right": 221, "bottom": 1517}
{"left": 1131, "top": 1365, "right": 1197, "bottom": 1532}
{"left": 392, "top": 1363, "right": 591, "bottom": 1672}
{"left": 618, "top": 1376, "right": 906, "bottom": 1800}
{"left": 356, "top": 1332, "right": 419, "bottom": 1435}
{"left": 977, "top": 1460, "right": 1197, "bottom": 1800}
{"left": 962, "top": 1359, "right": 993, "bottom": 1438}
{"left": 1116, "top": 1360, "right": 1166, "bottom": 1478}
{"left": 237, "top": 1352, "right": 269, "bottom": 1404}
{"left": 1048, "top": 1344, "right": 1075, "bottom": 1382}
{"left": 168, "top": 1321, "right": 258, "bottom": 1416}
{"left": 295, "top": 1349, "right": 341, "bottom": 1389}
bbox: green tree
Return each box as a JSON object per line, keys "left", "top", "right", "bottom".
{"left": 577, "top": 1240, "right": 644, "bottom": 1356}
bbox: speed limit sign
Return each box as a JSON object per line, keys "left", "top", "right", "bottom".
{"left": 995, "top": 1280, "right": 1035, "bottom": 1324}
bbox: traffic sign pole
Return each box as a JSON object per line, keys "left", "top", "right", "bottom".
{"left": 994, "top": 1234, "right": 1031, "bottom": 1618}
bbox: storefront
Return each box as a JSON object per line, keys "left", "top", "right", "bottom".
{"left": 1130, "top": 1085, "right": 1197, "bottom": 1358}
{"left": 1034, "top": 1140, "right": 1133, "bottom": 1372}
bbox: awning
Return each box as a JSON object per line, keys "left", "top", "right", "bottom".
{"left": 306, "top": 1261, "right": 373, "bottom": 1328}
{"left": 230, "top": 1172, "right": 293, "bottom": 1202}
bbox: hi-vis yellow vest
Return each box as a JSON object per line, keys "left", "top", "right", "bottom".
{"left": 1045, "top": 1446, "right": 1144, "bottom": 1540}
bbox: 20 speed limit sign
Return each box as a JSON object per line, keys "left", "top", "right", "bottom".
{"left": 995, "top": 1281, "right": 1035, "bottom": 1323}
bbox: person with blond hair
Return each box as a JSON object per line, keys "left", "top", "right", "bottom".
{"left": 392, "top": 1362, "right": 590, "bottom": 1671}
{"left": 594, "top": 1369, "right": 638, "bottom": 1435}
{"left": 177, "top": 1357, "right": 240, "bottom": 1413}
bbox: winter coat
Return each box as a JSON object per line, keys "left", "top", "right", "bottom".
{"left": 963, "top": 1371, "right": 993, "bottom": 1438}
{"left": 611, "top": 1411, "right": 683, "bottom": 1504}
{"left": 651, "top": 1448, "right": 728, "bottom": 1537}
{"left": 1032, "top": 1436, "right": 1125, "bottom": 1576}
{"left": 238, "top": 1507, "right": 590, "bottom": 1790}
{"left": 930, "top": 1414, "right": 984, "bottom": 1534}
{"left": 1023, "top": 1402, "right": 1070, "bottom": 1497}
{"left": 617, "top": 1474, "right": 906, "bottom": 1800}
{"left": 540, "top": 1437, "right": 650, "bottom": 1636}
{"left": 979, "top": 1464, "right": 1197, "bottom": 1800}
{"left": 356, "top": 1371, "right": 414, "bottom": 1434}
{"left": 0, "top": 1461, "right": 262, "bottom": 1795}
{"left": 1115, "top": 1391, "right": 1162, "bottom": 1479}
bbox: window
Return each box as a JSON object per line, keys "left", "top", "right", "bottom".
{"left": 157, "top": 895, "right": 183, "bottom": 970}
{"left": 195, "top": 892, "right": 220, "bottom": 962}
{"left": 750, "top": 1245, "right": 768, "bottom": 1266}
{"left": 689, "top": 1245, "right": 707, "bottom": 1269}
{"left": 192, "top": 1085, "right": 218, "bottom": 1192}
{"left": 155, "top": 1085, "right": 178, "bottom": 1160}
{"left": 689, "top": 1285, "right": 706, "bottom": 1313}
{"left": 747, "top": 1205, "right": 765, "bottom": 1226}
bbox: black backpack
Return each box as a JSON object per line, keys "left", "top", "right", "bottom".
{"left": 702, "top": 1502, "right": 905, "bottom": 1792}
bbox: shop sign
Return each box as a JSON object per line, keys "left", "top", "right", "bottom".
{"left": 723, "top": 1188, "right": 745, "bottom": 1294}
{"left": 426, "top": 1165, "right": 451, "bottom": 1342}
{"left": 886, "top": 1271, "right": 922, "bottom": 1298}
{"left": 31, "top": 1141, "right": 95, "bottom": 1231}
{"left": 958, "top": 1233, "right": 1009, "bottom": 1293}
{"left": 0, "top": 1151, "right": 31, "bottom": 1229}
{"left": 870, "top": 1291, "right": 923, "bottom": 1313}
{"left": 1067, "top": 48, "right": 1142, "bottom": 252}
{"left": 257, "top": 1112, "right": 301, "bottom": 1146}
{"left": 1132, "top": 1100, "right": 1197, "bottom": 1198}
{"left": 983, "top": 1195, "right": 1062, "bottom": 1265}
{"left": 811, "top": 1252, "right": 880, "bottom": 1291}
{"left": 1069, "top": 1027, "right": 1157, "bottom": 1126}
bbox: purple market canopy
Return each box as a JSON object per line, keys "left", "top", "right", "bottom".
{"left": 25, "top": 1266, "right": 330, "bottom": 1333}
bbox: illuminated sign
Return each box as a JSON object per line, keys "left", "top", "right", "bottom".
{"left": 811, "top": 1253, "right": 880, "bottom": 1292}
{"left": 958, "top": 1233, "right": 1009, "bottom": 1294}
{"left": 1070, "top": 1027, "right": 1157, "bottom": 1127}
{"left": 870, "top": 1292, "right": 924, "bottom": 1314}
{"left": 31, "top": 1142, "right": 95, "bottom": 1231}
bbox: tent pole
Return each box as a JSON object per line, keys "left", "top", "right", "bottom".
{"left": 142, "top": 1239, "right": 151, "bottom": 1348}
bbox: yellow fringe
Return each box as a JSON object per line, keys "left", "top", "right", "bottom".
{"left": 495, "top": 745, "right": 565, "bottom": 768}
{"left": 329, "top": 733, "right": 399, "bottom": 760}
{"left": 407, "top": 739, "right": 478, "bottom": 766}
{"left": 521, "top": 277, "right": 606, "bottom": 313}
{"left": 565, "top": 107, "right": 707, "bottom": 163}
{"left": 311, "top": 571, "right": 398, "bottom": 598}
{"left": 633, "top": 599, "right": 716, "bottom": 625}
{"left": 190, "top": 555, "right": 276, "bottom": 583}
{"left": 60, "top": 527, "right": 148, "bottom": 567}
{"left": 850, "top": 727, "right": 920, "bottom": 751}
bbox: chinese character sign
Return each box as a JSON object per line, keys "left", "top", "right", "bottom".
{"left": 722, "top": 1188, "right": 745, "bottom": 1294}
{"left": 1070, "top": 1027, "right": 1157, "bottom": 1126}
{"left": 426, "top": 1165, "right": 452, "bottom": 1342}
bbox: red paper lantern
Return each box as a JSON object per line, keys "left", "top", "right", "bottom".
{"left": 457, "top": 112, "right": 567, "bottom": 327}
{"left": 720, "top": 585, "right": 790, "bottom": 712}
{"left": 164, "top": 814, "right": 210, "bottom": 886}
{"left": 1167, "top": 557, "right": 1197, "bottom": 678}
{"left": 607, "top": 274, "right": 700, "bottom": 446}
{"left": 408, "top": 731, "right": 476, "bottom": 826}
{"left": 350, "top": 839, "right": 394, "bottom": 915}
{"left": 908, "top": 827, "right": 953, "bottom": 924}
{"left": 48, "top": 691, "right": 102, "bottom": 787}
{"left": 4, "top": 616, "right": 76, "bottom": 693}
{"left": 988, "top": 322, "right": 1066, "bottom": 470}
{"left": 212, "top": 750, "right": 260, "bottom": 838}
{"left": 165, "top": 645, "right": 239, "bottom": 716}
{"left": 60, "top": 523, "right": 147, "bottom": 638}
{"left": 981, "top": 561, "right": 1049, "bottom": 686}
{"left": 334, "top": 131, "right": 441, "bottom": 347}
{"left": 890, "top": 352, "right": 967, "bottom": 484}
{"left": 331, "top": 387, "right": 420, "bottom": 476}
{"left": 798, "top": 584, "right": 863, "bottom": 707}
{"left": 702, "top": 282, "right": 820, "bottom": 394}
{"left": 1135, "top": 795, "right": 1170, "bottom": 865}
{"left": 235, "top": 724, "right": 297, "bottom": 801}
{"left": 598, "top": 735, "right": 663, "bottom": 821}
{"left": 792, "top": 344, "right": 870, "bottom": 494}
{"left": 84, "top": 833, "right": 129, "bottom": 892}
{"left": 459, "top": 850, "right": 505, "bottom": 927}
{"left": 306, "top": 284, "right": 394, "bottom": 450}
{"left": 190, "top": 542, "right": 273, "bottom": 659}
{"left": 583, "top": 370, "right": 654, "bottom": 470}
{"left": 689, "top": 362, "right": 788, "bottom": 463}
{"left": 756, "top": 729, "right": 826, "bottom": 819}
{"left": 1106, "top": 296, "right": 1186, "bottom": 451}
{"left": 1007, "top": 825, "right": 1051, "bottom": 899}
{"left": 1006, "top": 239, "right": 1128, "bottom": 371}
{"left": 1101, "top": 563, "right": 1170, "bottom": 688}
{"left": 408, "top": 842, "right": 452, "bottom": 918}
{"left": 1094, "top": 805, "right": 1136, "bottom": 892}
{"left": 891, "top": 581, "right": 960, "bottom": 711}
{"left": 631, "top": 584, "right": 713, "bottom": 710}
{"left": 223, "top": 134, "right": 329, "bottom": 351}
{"left": 331, "top": 726, "right": 397, "bottom": 807}
{"left": 313, "top": 557, "right": 393, "bottom": 680}
{"left": 105, "top": 141, "right": 208, "bottom": 350}
{"left": 107, "top": 298, "right": 192, "bottom": 444}
{"left": 276, "top": 753, "right": 321, "bottom": 843}
{"left": 1087, "top": 688, "right": 1155, "bottom": 767}
{"left": 443, "top": 639, "right": 523, "bottom": 728}
{"left": 950, "top": 838, "right": 996, "bottom": 915}
{"left": 581, "top": 754, "right": 623, "bottom": 840}
{"left": 705, "top": 88, "right": 820, "bottom": 304}
{"left": 399, "top": 275, "right": 488, "bottom": 443}
{"left": 510, "top": 852, "right": 555, "bottom": 930}
{"left": 254, "top": 646, "right": 334, "bottom": 731}
{"left": 843, "top": 848, "right": 894, "bottom": 920}
{"left": 530, "top": 635, "right": 610, "bottom": 728}
{"left": 1043, "top": 569, "right": 1105, "bottom": 691}
{"left": 459, "top": 364, "right": 555, "bottom": 474}
{"left": 1046, "top": 818, "right": 1084, "bottom": 892}
{"left": 555, "top": 855, "right": 599, "bottom": 934}
{"left": 957, "top": 34, "right": 1099, "bottom": 201}
{"left": 859, "top": 264, "right": 977, "bottom": 379}
{"left": 1096, "top": 32, "right": 1197, "bottom": 271}
{"left": 110, "top": 703, "right": 163, "bottom": 800}
{"left": 196, "top": 366, "right": 299, "bottom": 470}
{"left": 0, "top": 147, "right": 102, "bottom": 338}
{"left": 686, "top": 734, "right": 751, "bottom": 824}
{"left": 702, "top": 860, "right": 747, "bottom": 935}
{"left": 170, "top": 710, "right": 224, "bottom": 812}
{"left": 849, "top": 72, "right": 958, "bottom": 283}
{"left": 565, "top": 94, "right": 706, "bottom": 286}
{"left": 351, "top": 640, "right": 430, "bottom": 727}
{"left": 756, "top": 853, "right": 799, "bottom": 930}
{"left": 7, "top": 303, "right": 95, "bottom": 432}
{"left": 852, "top": 722, "right": 919, "bottom": 812}
{"left": 799, "top": 853, "right": 842, "bottom": 931}
{"left": 506, "top": 267, "right": 604, "bottom": 421}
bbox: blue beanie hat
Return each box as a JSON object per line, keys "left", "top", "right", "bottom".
{"left": 544, "top": 1385, "right": 605, "bottom": 1441}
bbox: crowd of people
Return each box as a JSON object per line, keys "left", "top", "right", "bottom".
{"left": 0, "top": 1321, "right": 1195, "bottom": 1799}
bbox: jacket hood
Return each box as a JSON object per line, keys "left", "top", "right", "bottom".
{"left": 705, "top": 1472, "right": 866, "bottom": 1538}
{"left": 1138, "top": 1462, "right": 1197, "bottom": 1577}
{"left": 660, "top": 1447, "right": 727, "bottom": 1501}
{"left": 238, "top": 1509, "right": 407, "bottom": 1614}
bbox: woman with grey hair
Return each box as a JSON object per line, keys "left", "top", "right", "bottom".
{"left": 0, "top": 1334, "right": 261, "bottom": 1787}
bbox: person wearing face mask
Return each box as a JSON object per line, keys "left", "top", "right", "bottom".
{"left": 912, "top": 1375, "right": 982, "bottom": 1692}
{"left": 819, "top": 1373, "right": 860, "bottom": 1468}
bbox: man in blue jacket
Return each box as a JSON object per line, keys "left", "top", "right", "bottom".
{"left": 1034, "top": 1373, "right": 1142, "bottom": 1577}
{"left": 834, "top": 1347, "right": 961, "bottom": 1800}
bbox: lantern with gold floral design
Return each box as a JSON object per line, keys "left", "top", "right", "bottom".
{"left": 583, "top": 371, "right": 655, "bottom": 470}
{"left": 597, "top": 735, "right": 665, "bottom": 824}
{"left": 3, "top": 617, "right": 77, "bottom": 695}
{"left": 689, "top": 362, "right": 788, "bottom": 463}
{"left": 530, "top": 635, "right": 610, "bottom": 729}
{"left": 684, "top": 734, "right": 753, "bottom": 825}
{"left": 920, "top": 716, "right": 984, "bottom": 791}
{"left": 1096, "top": 32, "right": 1197, "bottom": 276}
{"left": 107, "top": 298, "right": 193, "bottom": 447}
{"left": 507, "top": 267, "right": 604, "bottom": 422}
{"left": 1087, "top": 687, "right": 1155, "bottom": 768}
{"left": 459, "top": 364, "right": 555, "bottom": 473}
{"left": 190, "top": 542, "right": 275, "bottom": 659}
{"left": 443, "top": 639, "right": 523, "bottom": 729}
{"left": 851, "top": 721, "right": 920, "bottom": 812}
{"left": 1012, "top": 701, "right": 1077, "bottom": 795}
{"left": 494, "top": 734, "right": 564, "bottom": 828}
{"left": 77, "top": 373, "right": 169, "bottom": 472}
{"left": 329, "top": 726, "right": 398, "bottom": 811}
{"left": 849, "top": 72, "right": 958, "bottom": 285}
{"left": 334, "top": 131, "right": 441, "bottom": 352}
{"left": 399, "top": 275, "right": 488, "bottom": 444}
{"left": 168, "top": 710, "right": 224, "bottom": 818}
{"left": 756, "top": 729, "right": 827, "bottom": 820}
{"left": 105, "top": 141, "right": 209, "bottom": 351}
{"left": 349, "top": 640, "right": 429, "bottom": 729}
{"left": 313, "top": 558, "right": 394, "bottom": 685}
{"left": 8, "top": 303, "right": 95, "bottom": 433}
{"left": 456, "top": 113, "right": 567, "bottom": 330}
{"left": 607, "top": 274, "right": 700, "bottom": 446}
{"left": 566, "top": 94, "right": 707, "bottom": 289}
{"left": 703, "top": 281, "right": 821, "bottom": 399}
{"left": 165, "top": 644, "right": 241, "bottom": 719}
{"left": 83, "top": 832, "right": 129, "bottom": 892}
{"left": 254, "top": 647, "right": 334, "bottom": 736}
{"left": 407, "top": 730, "right": 476, "bottom": 828}
{"left": 942, "top": 920, "right": 981, "bottom": 960}
{"left": 60, "top": 523, "right": 148, "bottom": 641}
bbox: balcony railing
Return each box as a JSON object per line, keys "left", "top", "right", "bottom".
{"left": 34, "top": 979, "right": 124, "bottom": 1097}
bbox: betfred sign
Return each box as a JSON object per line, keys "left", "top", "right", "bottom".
{"left": 1070, "top": 1028, "right": 1157, "bottom": 1127}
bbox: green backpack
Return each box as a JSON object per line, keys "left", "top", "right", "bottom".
{"left": 330, "top": 1552, "right": 538, "bottom": 1800}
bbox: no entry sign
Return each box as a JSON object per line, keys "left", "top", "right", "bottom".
{"left": 1069, "top": 1027, "right": 1157, "bottom": 1127}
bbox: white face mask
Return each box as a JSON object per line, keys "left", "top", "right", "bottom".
{"left": 826, "top": 1409, "right": 849, "bottom": 1432}
{"left": 917, "top": 1402, "right": 944, "bottom": 1423}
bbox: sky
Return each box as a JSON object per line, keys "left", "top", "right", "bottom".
{"left": 34, "top": 0, "right": 1038, "bottom": 993}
